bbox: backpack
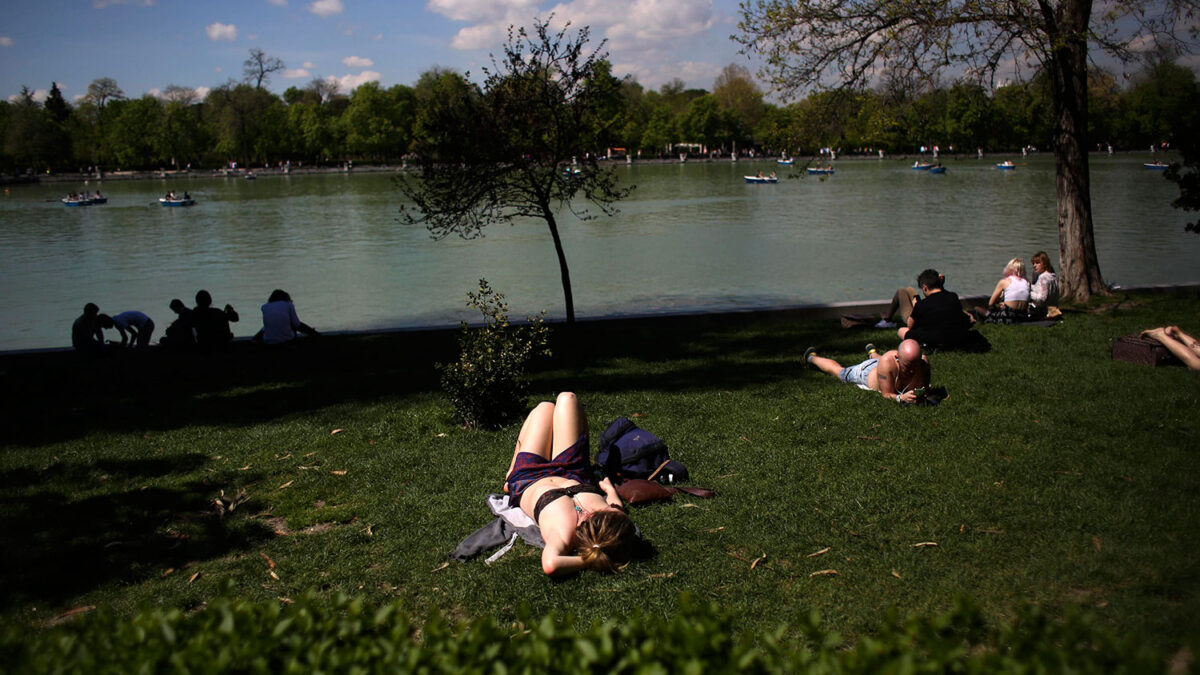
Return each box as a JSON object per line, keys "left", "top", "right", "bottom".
{"left": 595, "top": 417, "right": 689, "bottom": 484}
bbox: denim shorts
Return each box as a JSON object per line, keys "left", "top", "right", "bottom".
{"left": 839, "top": 357, "right": 879, "bottom": 390}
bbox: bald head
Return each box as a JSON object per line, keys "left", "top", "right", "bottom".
{"left": 898, "top": 339, "right": 922, "bottom": 366}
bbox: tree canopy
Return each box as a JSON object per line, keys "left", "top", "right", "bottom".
{"left": 737, "top": 0, "right": 1200, "bottom": 300}
{"left": 398, "top": 18, "right": 633, "bottom": 323}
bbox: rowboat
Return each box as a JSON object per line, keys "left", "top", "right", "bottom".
{"left": 912, "top": 161, "right": 935, "bottom": 170}
{"left": 62, "top": 193, "right": 106, "bottom": 206}
{"left": 1143, "top": 161, "right": 1168, "bottom": 170}
{"left": 159, "top": 197, "right": 196, "bottom": 207}
{"left": 807, "top": 167, "right": 835, "bottom": 175}
{"left": 928, "top": 165, "right": 946, "bottom": 174}
{"left": 776, "top": 158, "right": 794, "bottom": 165}
{"left": 996, "top": 161, "right": 1015, "bottom": 170}
{"left": 744, "top": 175, "right": 778, "bottom": 183}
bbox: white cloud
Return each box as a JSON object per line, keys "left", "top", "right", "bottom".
{"left": 195, "top": 86, "right": 211, "bottom": 99}
{"left": 10, "top": 89, "right": 50, "bottom": 103}
{"left": 303, "top": 61, "right": 316, "bottom": 69}
{"left": 268, "top": 0, "right": 287, "bottom": 6}
{"left": 148, "top": 87, "right": 162, "bottom": 97}
{"left": 336, "top": 70, "right": 381, "bottom": 91}
{"left": 73, "top": 94, "right": 86, "bottom": 102}
{"left": 308, "top": 0, "right": 344, "bottom": 17}
{"left": 205, "top": 22, "right": 238, "bottom": 42}
{"left": 342, "top": 55, "right": 374, "bottom": 68}
{"left": 614, "top": 58, "right": 719, "bottom": 90}
{"left": 0, "top": 36, "right": 13, "bottom": 47}
{"left": 283, "top": 68, "right": 311, "bottom": 79}
{"left": 427, "top": 0, "right": 539, "bottom": 23}
{"left": 93, "top": 0, "right": 154, "bottom": 8}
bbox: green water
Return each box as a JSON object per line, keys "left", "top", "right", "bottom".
{"left": 0, "top": 154, "right": 1195, "bottom": 351}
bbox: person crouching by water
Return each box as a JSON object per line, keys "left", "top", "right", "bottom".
{"left": 71, "top": 302, "right": 107, "bottom": 356}
{"left": 504, "top": 392, "right": 642, "bottom": 575}
{"left": 254, "top": 289, "right": 318, "bottom": 345}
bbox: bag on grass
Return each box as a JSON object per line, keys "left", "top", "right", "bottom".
{"left": 1112, "top": 334, "right": 1178, "bottom": 367}
{"left": 617, "top": 478, "right": 716, "bottom": 505}
{"left": 596, "top": 417, "right": 689, "bottom": 484}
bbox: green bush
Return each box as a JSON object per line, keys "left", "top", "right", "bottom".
{"left": 4, "top": 593, "right": 1174, "bottom": 673}
{"left": 440, "top": 279, "right": 550, "bottom": 429}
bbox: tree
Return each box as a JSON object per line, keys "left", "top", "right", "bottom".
{"left": 86, "top": 77, "right": 124, "bottom": 108}
{"left": 713, "top": 63, "right": 766, "bottom": 134}
{"left": 243, "top": 48, "right": 285, "bottom": 90}
{"left": 737, "top": 0, "right": 1200, "bottom": 302}
{"left": 399, "top": 20, "right": 633, "bottom": 324}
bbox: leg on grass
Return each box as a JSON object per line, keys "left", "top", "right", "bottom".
{"left": 808, "top": 354, "right": 846, "bottom": 378}
{"left": 505, "top": 401, "right": 555, "bottom": 482}
{"left": 1142, "top": 327, "right": 1200, "bottom": 370}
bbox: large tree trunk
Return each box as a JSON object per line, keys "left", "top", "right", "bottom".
{"left": 1049, "top": 0, "right": 1107, "bottom": 302}
{"left": 543, "top": 208, "right": 576, "bottom": 324}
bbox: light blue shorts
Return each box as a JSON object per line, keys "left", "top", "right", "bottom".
{"left": 839, "top": 357, "right": 879, "bottom": 390}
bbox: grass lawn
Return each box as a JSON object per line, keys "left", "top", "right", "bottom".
{"left": 1, "top": 289, "right": 1197, "bottom": 654}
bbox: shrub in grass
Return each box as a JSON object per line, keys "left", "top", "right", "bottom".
{"left": 5, "top": 593, "right": 1170, "bottom": 673}
{"left": 440, "top": 279, "right": 550, "bottom": 429}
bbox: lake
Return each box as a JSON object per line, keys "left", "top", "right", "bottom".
{"left": 1, "top": 154, "right": 1196, "bottom": 352}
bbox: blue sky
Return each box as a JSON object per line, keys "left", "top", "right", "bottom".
{"left": 0, "top": 0, "right": 755, "bottom": 104}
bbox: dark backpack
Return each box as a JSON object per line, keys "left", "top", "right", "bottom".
{"left": 596, "top": 417, "right": 689, "bottom": 484}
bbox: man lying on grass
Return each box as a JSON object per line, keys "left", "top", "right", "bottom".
{"left": 504, "top": 392, "right": 642, "bottom": 576}
{"left": 804, "top": 339, "right": 930, "bottom": 404}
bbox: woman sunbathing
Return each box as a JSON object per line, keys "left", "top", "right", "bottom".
{"left": 504, "top": 392, "right": 640, "bottom": 575}
{"left": 1141, "top": 326, "right": 1200, "bottom": 370}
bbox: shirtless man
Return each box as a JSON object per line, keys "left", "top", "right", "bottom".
{"left": 803, "top": 339, "right": 930, "bottom": 404}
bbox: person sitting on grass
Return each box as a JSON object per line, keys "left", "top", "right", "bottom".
{"left": 897, "top": 269, "right": 974, "bottom": 349}
{"left": 504, "top": 392, "right": 641, "bottom": 576}
{"left": 1140, "top": 326, "right": 1200, "bottom": 370}
{"left": 1029, "top": 251, "right": 1060, "bottom": 319}
{"left": 254, "top": 289, "right": 318, "bottom": 345}
{"left": 803, "top": 339, "right": 930, "bottom": 404}
{"left": 71, "top": 302, "right": 106, "bottom": 356}
{"left": 975, "top": 258, "right": 1031, "bottom": 324}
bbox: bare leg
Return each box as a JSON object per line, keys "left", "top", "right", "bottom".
{"left": 885, "top": 287, "right": 919, "bottom": 323}
{"left": 505, "top": 401, "right": 555, "bottom": 484}
{"left": 807, "top": 354, "right": 846, "bottom": 378}
{"left": 550, "top": 391, "right": 587, "bottom": 458}
{"left": 1142, "top": 328, "right": 1200, "bottom": 370}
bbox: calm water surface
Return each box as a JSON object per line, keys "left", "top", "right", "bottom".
{"left": 1, "top": 154, "right": 1196, "bottom": 351}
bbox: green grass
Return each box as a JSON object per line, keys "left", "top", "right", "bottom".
{"left": 1, "top": 290, "right": 1197, "bottom": 654}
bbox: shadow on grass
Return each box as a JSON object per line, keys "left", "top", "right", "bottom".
{"left": 0, "top": 453, "right": 274, "bottom": 611}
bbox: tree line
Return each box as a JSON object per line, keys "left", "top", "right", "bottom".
{"left": 1, "top": 55, "right": 1196, "bottom": 174}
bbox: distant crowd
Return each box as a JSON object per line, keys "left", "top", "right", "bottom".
{"left": 71, "top": 289, "right": 318, "bottom": 356}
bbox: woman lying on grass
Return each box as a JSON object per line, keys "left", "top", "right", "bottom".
{"left": 504, "top": 392, "right": 640, "bottom": 576}
{"left": 1141, "top": 325, "right": 1200, "bottom": 370}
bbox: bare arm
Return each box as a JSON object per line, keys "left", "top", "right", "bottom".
{"left": 874, "top": 358, "right": 914, "bottom": 403}
{"left": 988, "top": 278, "right": 1008, "bottom": 306}
{"left": 541, "top": 540, "right": 587, "bottom": 576}
{"left": 598, "top": 477, "right": 624, "bottom": 510}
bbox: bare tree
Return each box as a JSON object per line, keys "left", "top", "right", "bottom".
{"left": 305, "top": 77, "right": 341, "bottom": 103}
{"left": 162, "top": 85, "right": 199, "bottom": 106}
{"left": 243, "top": 48, "right": 285, "bottom": 90}
{"left": 85, "top": 77, "right": 125, "bottom": 108}
{"left": 737, "top": 0, "right": 1200, "bottom": 301}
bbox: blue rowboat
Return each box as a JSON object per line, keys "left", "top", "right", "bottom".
{"left": 744, "top": 175, "right": 778, "bottom": 183}
{"left": 996, "top": 161, "right": 1015, "bottom": 170}
{"left": 928, "top": 166, "right": 946, "bottom": 174}
{"left": 62, "top": 198, "right": 92, "bottom": 206}
{"left": 912, "top": 161, "right": 935, "bottom": 170}
{"left": 159, "top": 197, "right": 196, "bottom": 207}
{"left": 1143, "top": 162, "right": 1168, "bottom": 170}
{"left": 777, "top": 158, "right": 794, "bottom": 165}
{"left": 807, "top": 167, "right": 835, "bottom": 175}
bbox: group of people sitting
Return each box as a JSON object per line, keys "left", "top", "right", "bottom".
{"left": 71, "top": 289, "right": 318, "bottom": 355}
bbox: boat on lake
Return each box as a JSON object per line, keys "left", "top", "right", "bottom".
{"left": 159, "top": 195, "right": 196, "bottom": 207}
{"left": 744, "top": 175, "right": 779, "bottom": 183}
{"left": 928, "top": 165, "right": 946, "bottom": 174}
{"left": 1144, "top": 161, "right": 1168, "bottom": 170}
{"left": 912, "top": 161, "right": 936, "bottom": 170}
{"left": 807, "top": 166, "right": 835, "bottom": 175}
{"left": 777, "top": 157, "right": 794, "bottom": 165}
{"left": 996, "top": 161, "right": 1015, "bottom": 170}
{"left": 61, "top": 192, "right": 106, "bottom": 206}
{"left": 245, "top": 172, "right": 257, "bottom": 180}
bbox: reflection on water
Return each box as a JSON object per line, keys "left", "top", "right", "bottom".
{"left": 0, "top": 155, "right": 1196, "bottom": 351}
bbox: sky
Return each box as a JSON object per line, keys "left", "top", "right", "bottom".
{"left": 0, "top": 0, "right": 757, "bottom": 104}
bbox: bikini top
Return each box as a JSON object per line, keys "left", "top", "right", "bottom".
{"left": 533, "top": 483, "right": 604, "bottom": 523}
